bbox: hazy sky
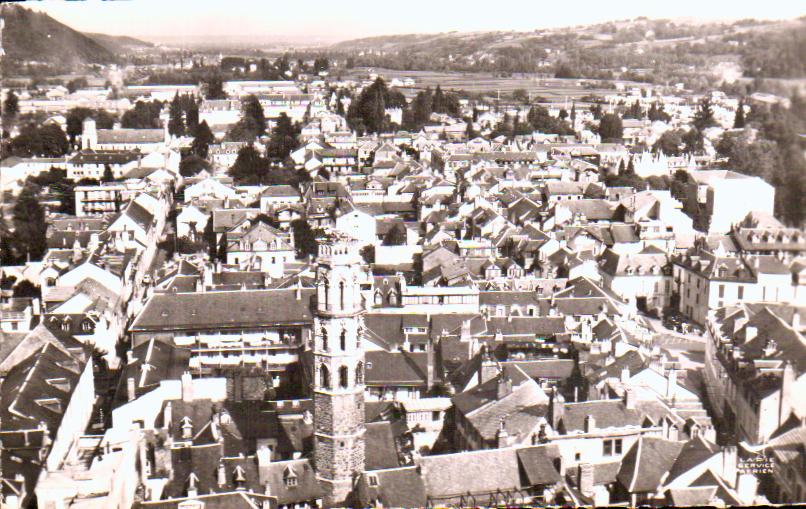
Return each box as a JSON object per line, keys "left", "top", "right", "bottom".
{"left": 28, "top": 0, "right": 806, "bottom": 42}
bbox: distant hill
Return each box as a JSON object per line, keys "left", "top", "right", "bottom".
{"left": 85, "top": 33, "right": 153, "bottom": 53}
{"left": 331, "top": 18, "right": 806, "bottom": 80}
{"left": 0, "top": 4, "right": 115, "bottom": 64}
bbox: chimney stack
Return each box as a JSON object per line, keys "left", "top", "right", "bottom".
{"left": 217, "top": 462, "right": 227, "bottom": 487}
{"left": 497, "top": 372, "right": 513, "bottom": 400}
{"left": 127, "top": 377, "right": 136, "bottom": 402}
{"left": 722, "top": 445, "right": 738, "bottom": 488}
{"left": 496, "top": 418, "right": 510, "bottom": 448}
{"left": 550, "top": 388, "right": 565, "bottom": 429}
{"left": 666, "top": 368, "right": 677, "bottom": 400}
{"left": 181, "top": 371, "right": 194, "bottom": 402}
{"left": 584, "top": 415, "right": 596, "bottom": 433}
{"left": 578, "top": 463, "right": 595, "bottom": 497}
{"left": 624, "top": 388, "right": 636, "bottom": 410}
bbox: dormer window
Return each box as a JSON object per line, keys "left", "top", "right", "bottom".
{"left": 36, "top": 398, "right": 62, "bottom": 413}
{"left": 283, "top": 466, "right": 298, "bottom": 487}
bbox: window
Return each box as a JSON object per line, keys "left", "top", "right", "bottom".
{"left": 339, "top": 366, "right": 349, "bottom": 389}
{"left": 319, "top": 364, "right": 330, "bottom": 390}
{"left": 738, "top": 286, "right": 744, "bottom": 300}
{"left": 356, "top": 362, "right": 363, "bottom": 385}
{"left": 340, "top": 328, "right": 347, "bottom": 351}
{"left": 81, "top": 320, "right": 94, "bottom": 332}
{"left": 321, "top": 328, "right": 328, "bottom": 350}
{"left": 339, "top": 281, "right": 346, "bottom": 310}
{"left": 718, "top": 284, "right": 725, "bottom": 298}
{"left": 574, "top": 452, "right": 581, "bottom": 461}
{"left": 604, "top": 438, "right": 623, "bottom": 456}
{"left": 368, "top": 474, "right": 379, "bottom": 487}
{"left": 432, "top": 411, "right": 441, "bottom": 421}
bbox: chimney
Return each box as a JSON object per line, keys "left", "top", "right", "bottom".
{"left": 584, "top": 415, "right": 596, "bottom": 433}
{"left": 426, "top": 339, "right": 435, "bottom": 391}
{"left": 127, "top": 377, "right": 136, "bottom": 402}
{"left": 554, "top": 455, "right": 566, "bottom": 476}
{"left": 164, "top": 402, "right": 173, "bottom": 431}
{"left": 666, "top": 368, "right": 677, "bottom": 400}
{"left": 668, "top": 423, "right": 679, "bottom": 441}
{"left": 181, "top": 371, "right": 194, "bottom": 402}
{"left": 217, "top": 462, "right": 227, "bottom": 487}
{"left": 624, "top": 388, "right": 636, "bottom": 410}
{"left": 187, "top": 473, "right": 198, "bottom": 498}
{"left": 722, "top": 445, "right": 738, "bottom": 488}
{"left": 295, "top": 277, "right": 302, "bottom": 300}
{"left": 496, "top": 418, "right": 510, "bottom": 448}
{"left": 736, "top": 473, "right": 758, "bottom": 504}
{"left": 497, "top": 372, "right": 513, "bottom": 400}
{"left": 460, "top": 319, "right": 472, "bottom": 342}
{"left": 621, "top": 367, "right": 630, "bottom": 384}
{"left": 181, "top": 416, "right": 193, "bottom": 439}
{"left": 550, "top": 389, "right": 565, "bottom": 429}
{"left": 578, "top": 463, "right": 595, "bottom": 497}
{"left": 256, "top": 444, "right": 272, "bottom": 466}
{"left": 779, "top": 361, "right": 795, "bottom": 428}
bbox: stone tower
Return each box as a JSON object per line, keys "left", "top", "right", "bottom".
{"left": 81, "top": 117, "right": 97, "bottom": 150}
{"left": 313, "top": 232, "right": 366, "bottom": 507}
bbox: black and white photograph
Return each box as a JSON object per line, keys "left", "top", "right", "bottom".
{"left": 1, "top": 0, "right": 805, "bottom": 507}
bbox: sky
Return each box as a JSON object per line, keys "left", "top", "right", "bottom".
{"left": 27, "top": 0, "right": 806, "bottom": 43}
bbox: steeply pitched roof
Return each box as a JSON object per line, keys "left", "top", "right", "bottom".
{"left": 617, "top": 436, "right": 684, "bottom": 493}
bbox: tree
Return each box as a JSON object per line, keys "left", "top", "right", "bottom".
{"left": 465, "top": 119, "right": 477, "bottom": 140}
{"left": 179, "top": 155, "right": 211, "bottom": 177}
{"left": 383, "top": 223, "right": 408, "bottom": 246}
{"left": 2, "top": 91, "right": 19, "bottom": 135}
{"left": 266, "top": 113, "right": 300, "bottom": 161}
{"left": 241, "top": 95, "right": 266, "bottom": 135}
{"left": 191, "top": 120, "right": 215, "bottom": 159}
{"left": 597, "top": 113, "right": 623, "bottom": 141}
{"left": 291, "top": 218, "right": 320, "bottom": 258}
{"left": 682, "top": 128, "right": 704, "bottom": 154}
{"left": 11, "top": 183, "right": 47, "bottom": 262}
{"left": 121, "top": 100, "right": 164, "bottom": 129}
{"left": 526, "top": 105, "right": 574, "bottom": 135}
{"left": 168, "top": 93, "right": 185, "bottom": 137}
{"left": 693, "top": 97, "right": 717, "bottom": 130}
{"left": 10, "top": 124, "right": 70, "bottom": 157}
{"left": 648, "top": 102, "right": 671, "bottom": 122}
{"left": 229, "top": 145, "right": 268, "bottom": 184}
{"left": 66, "top": 77, "right": 88, "bottom": 94}
{"left": 102, "top": 164, "right": 114, "bottom": 183}
{"left": 734, "top": 100, "right": 746, "bottom": 129}
{"left": 652, "top": 130, "right": 684, "bottom": 156}
{"left": 203, "top": 74, "right": 226, "bottom": 99}
{"left": 66, "top": 108, "right": 115, "bottom": 145}
{"left": 512, "top": 89, "right": 529, "bottom": 104}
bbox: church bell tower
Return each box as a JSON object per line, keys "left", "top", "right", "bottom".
{"left": 313, "top": 232, "right": 366, "bottom": 507}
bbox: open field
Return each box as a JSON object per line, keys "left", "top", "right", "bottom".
{"left": 345, "top": 67, "right": 645, "bottom": 101}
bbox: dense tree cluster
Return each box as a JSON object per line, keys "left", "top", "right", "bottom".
{"left": 716, "top": 95, "right": 806, "bottom": 225}
{"left": 8, "top": 123, "right": 69, "bottom": 157}
{"left": 266, "top": 113, "right": 301, "bottom": 161}
{"left": 597, "top": 113, "right": 623, "bottom": 141}
{"left": 225, "top": 95, "right": 266, "bottom": 142}
{"left": 228, "top": 144, "right": 309, "bottom": 186}
{"left": 526, "top": 105, "right": 575, "bottom": 135}
{"left": 168, "top": 93, "right": 200, "bottom": 137}
{"left": 65, "top": 107, "right": 116, "bottom": 144}
{"left": 347, "top": 77, "right": 407, "bottom": 134}
{"left": 121, "top": 99, "right": 164, "bottom": 129}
